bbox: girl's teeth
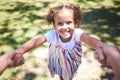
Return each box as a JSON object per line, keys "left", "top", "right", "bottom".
{"left": 63, "top": 32, "right": 68, "bottom": 34}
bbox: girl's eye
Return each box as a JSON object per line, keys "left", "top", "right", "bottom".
{"left": 67, "top": 21, "right": 72, "bottom": 24}
{"left": 58, "top": 22, "right": 63, "bottom": 26}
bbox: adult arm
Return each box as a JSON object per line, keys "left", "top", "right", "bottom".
{"left": 103, "top": 44, "right": 120, "bottom": 80}
{"left": 0, "top": 51, "right": 15, "bottom": 75}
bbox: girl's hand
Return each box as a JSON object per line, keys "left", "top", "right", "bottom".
{"left": 94, "top": 47, "right": 107, "bottom": 65}
{"left": 4, "top": 51, "right": 24, "bottom": 67}
{"left": 13, "top": 53, "right": 24, "bottom": 67}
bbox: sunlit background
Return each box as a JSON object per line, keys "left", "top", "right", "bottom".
{"left": 0, "top": 0, "right": 120, "bottom": 80}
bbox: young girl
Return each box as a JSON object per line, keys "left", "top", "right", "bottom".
{"left": 12, "top": 5, "right": 105, "bottom": 80}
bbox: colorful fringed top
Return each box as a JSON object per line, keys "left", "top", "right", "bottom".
{"left": 45, "top": 28, "right": 84, "bottom": 80}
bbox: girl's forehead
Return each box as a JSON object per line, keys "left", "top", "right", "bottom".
{"left": 55, "top": 9, "right": 73, "bottom": 17}
{"left": 54, "top": 9, "right": 74, "bottom": 22}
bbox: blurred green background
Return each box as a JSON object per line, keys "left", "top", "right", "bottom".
{"left": 0, "top": 0, "right": 120, "bottom": 80}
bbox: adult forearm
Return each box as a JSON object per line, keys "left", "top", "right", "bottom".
{"left": 0, "top": 56, "right": 10, "bottom": 75}
{"left": 0, "top": 62, "right": 8, "bottom": 75}
{"left": 103, "top": 45, "right": 120, "bottom": 80}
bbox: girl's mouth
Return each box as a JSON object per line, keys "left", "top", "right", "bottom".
{"left": 61, "top": 31, "right": 70, "bottom": 35}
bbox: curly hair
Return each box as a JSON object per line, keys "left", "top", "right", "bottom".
{"left": 46, "top": 5, "right": 82, "bottom": 25}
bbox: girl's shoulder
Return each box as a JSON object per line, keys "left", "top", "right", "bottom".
{"left": 45, "top": 29, "right": 56, "bottom": 36}
{"left": 74, "top": 28, "right": 84, "bottom": 42}
{"left": 44, "top": 29, "right": 57, "bottom": 43}
{"left": 74, "top": 28, "right": 84, "bottom": 33}
{"left": 46, "top": 29, "right": 56, "bottom": 34}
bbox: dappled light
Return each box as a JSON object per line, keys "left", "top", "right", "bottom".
{"left": 82, "top": 7, "right": 120, "bottom": 46}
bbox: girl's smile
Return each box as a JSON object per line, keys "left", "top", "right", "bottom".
{"left": 54, "top": 9, "right": 75, "bottom": 42}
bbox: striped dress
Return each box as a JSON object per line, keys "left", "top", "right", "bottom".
{"left": 47, "top": 31, "right": 83, "bottom": 80}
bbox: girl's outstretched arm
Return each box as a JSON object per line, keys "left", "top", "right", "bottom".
{"left": 15, "top": 35, "right": 46, "bottom": 55}
{"left": 13, "top": 35, "right": 46, "bottom": 66}
{"left": 80, "top": 32, "right": 105, "bottom": 62}
{"left": 80, "top": 33, "right": 104, "bottom": 49}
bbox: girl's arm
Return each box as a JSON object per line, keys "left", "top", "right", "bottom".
{"left": 80, "top": 33, "right": 104, "bottom": 49}
{"left": 13, "top": 35, "right": 46, "bottom": 66}
{"left": 15, "top": 35, "right": 46, "bottom": 55}
{"left": 80, "top": 33, "right": 104, "bottom": 61}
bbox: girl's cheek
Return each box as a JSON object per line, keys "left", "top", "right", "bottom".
{"left": 57, "top": 25, "right": 62, "bottom": 28}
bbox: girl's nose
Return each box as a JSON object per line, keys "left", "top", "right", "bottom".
{"left": 63, "top": 24, "right": 68, "bottom": 29}
{"left": 62, "top": 24, "right": 69, "bottom": 31}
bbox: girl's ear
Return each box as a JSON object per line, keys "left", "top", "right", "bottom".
{"left": 75, "top": 22, "right": 79, "bottom": 27}
{"left": 53, "top": 23, "right": 56, "bottom": 29}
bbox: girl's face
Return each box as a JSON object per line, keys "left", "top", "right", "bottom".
{"left": 54, "top": 9, "right": 76, "bottom": 42}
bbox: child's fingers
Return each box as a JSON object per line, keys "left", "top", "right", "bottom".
{"left": 94, "top": 52, "right": 103, "bottom": 63}
{"left": 15, "top": 56, "right": 22, "bottom": 66}
{"left": 95, "top": 47, "right": 104, "bottom": 62}
{"left": 13, "top": 56, "right": 18, "bottom": 67}
{"left": 94, "top": 47, "right": 107, "bottom": 65}
{"left": 94, "top": 53, "right": 99, "bottom": 60}
{"left": 13, "top": 54, "right": 24, "bottom": 67}
{"left": 16, "top": 56, "right": 24, "bottom": 66}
